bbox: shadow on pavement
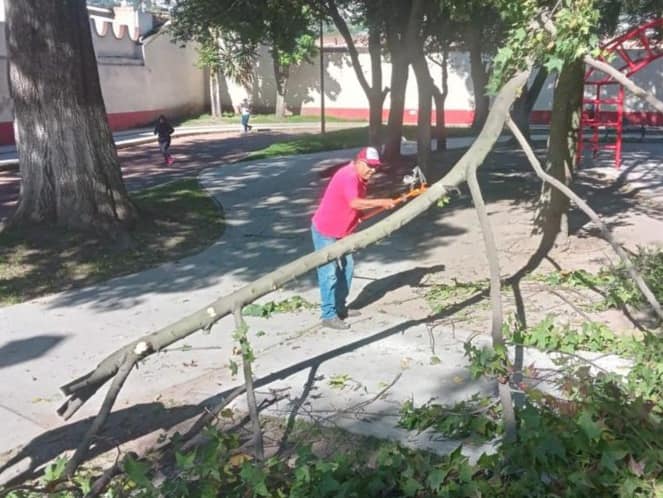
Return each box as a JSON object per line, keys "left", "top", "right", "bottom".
{"left": 0, "top": 335, "right": 67, "bottom": 370}
{"left": 1, "top": 290, "right": 487, "bottom": 485}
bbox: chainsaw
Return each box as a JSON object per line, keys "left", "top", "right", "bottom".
{"left": 361, "top": 166, "right": 428, "bottom": 221}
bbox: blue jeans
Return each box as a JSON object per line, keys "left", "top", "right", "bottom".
{"left": 241, "top": 113, "right": 250, "bottom": 131}
{"left": 311, "top": 224, "right": 354, "bottom": 320}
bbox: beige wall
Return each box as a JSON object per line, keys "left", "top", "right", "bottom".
{"left": 0, "top": 9, "right": 207, "bottom": 143}
{"left": 221, "top": 47, "right": 478, "bottom": 123}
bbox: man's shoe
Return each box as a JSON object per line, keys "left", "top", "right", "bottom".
{"left": 338, "top": 309, "right": 361, "bottom": 319}
{"left": 321, "top": 317, "right": 350, "bottom": 330}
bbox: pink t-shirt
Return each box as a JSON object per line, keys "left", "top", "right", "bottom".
{"left": 312, "top": 162, "right": 366, "bottom": 238}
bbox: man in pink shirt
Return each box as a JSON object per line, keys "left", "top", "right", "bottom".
{"left": 311, "top": 147, "right": 396, "bottom": 329}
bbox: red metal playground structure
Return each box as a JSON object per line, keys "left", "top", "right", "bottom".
{"left": 578, "top": 18, "right": 663, "bottom": 168}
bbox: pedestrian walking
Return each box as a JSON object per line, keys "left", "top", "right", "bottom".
{"left": 311, "top": 146, "right": 396, "bottom": 330}
{"left": 154, "top": 114, "right": 175, "bottom": 165}
{"left": 239, "top": 98, "right": 252, "bottom": 132}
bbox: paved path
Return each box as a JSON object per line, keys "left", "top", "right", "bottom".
{"left": 0, "top": 127, "right": 333, "bottom": 222}
{"left": 1, "top": 137, "right": 661, "bottom": 483}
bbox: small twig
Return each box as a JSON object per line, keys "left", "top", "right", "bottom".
{"left": 322, "top": 372, "right": 403, "bottom": 423}
{"left": 179, "top": 384, "right": 247, "bottom": 452}
{"left": 508, "top": 341, "right": 617, "bottom": 375}
{"left": 426, "top": 324, "right": 437, "bottom": 355}
{"left": 85, "top": 451, "right": 135, "bottom": 498}
{"left": 546, "top": 289, "right": 595, "bottom": 323}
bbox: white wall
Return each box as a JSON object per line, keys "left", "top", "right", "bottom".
{"left": 0, "top": 7, "right": 207, "bottom": 143}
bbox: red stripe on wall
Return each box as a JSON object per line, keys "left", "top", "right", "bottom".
{"left": 302, "top": 107, "right": 476, "bottom": 125}
{"left": 106, "top": 110, "right": 164, "bottom": 131}
{"left": 0, "top": 110, "right": 164, "bottom": 145}
{"left": 0, "top": 122, "right": 14, "bottom": 145}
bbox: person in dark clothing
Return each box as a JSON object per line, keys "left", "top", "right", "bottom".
{"left": 154, "top": 115, "right": 175, "bottom": 165}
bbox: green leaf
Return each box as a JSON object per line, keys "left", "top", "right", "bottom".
{"left": 176, "top": 449, "right": 197, "bottom": 470}
{"left": 426, "top": 468, "right": 448, "bottom": 491}
{"left": 124, "top": 455, "right": 153, "bottom": 489}
{"left": 401, "top": 477, "right": 422, "bottom": 496}
{"left": 577, "top": 410, "right": 602, "bottom": 441}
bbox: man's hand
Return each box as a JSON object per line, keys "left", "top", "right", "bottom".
{"left": 379, "top": 198, "right": 397, "bottom": 210}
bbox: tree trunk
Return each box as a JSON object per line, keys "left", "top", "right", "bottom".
{"left": 326, "top": 0, "right": 387, "bottom": 146}
{"left": 368, "top": 90, "right": 385, "bottom": 146}
{"left": 367, "top": 19, "right": 386, "bottom": 146}
{"left": 6, "top": 0, "right": 136, "bottom": 236}
{"left": 273, "top": 56, "right": 289, "bottom": 117}
{"left": 432, "top": 46, "right": 448, "bottom": 150}
{"left": 412, "top": 52, "right": 433, "bottom": 176}
{"left": 467, "top": 24, "right": 489, "bottom": 130}
{"left": 383, "top": 0, "right": 422, "bottom": 162}
{"left": 511, "top": 92, "right": 530, "bottom": 140}
{"left": 537, "top": 59, "right": 584, "bottom": 240}
{"left": 210, "top": 69, "right": 221, "bottom": 117}
{"left": 511, "top": 67, "right": 549, "bottom": 141}
{"left": 383, "top": 50, "right": 409, "bottom": 161}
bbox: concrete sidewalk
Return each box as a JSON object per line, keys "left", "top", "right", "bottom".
{"left": 0, "top": 121, "right": 360, "bottom": 169}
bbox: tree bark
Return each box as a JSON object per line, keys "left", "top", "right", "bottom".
{"left": 412, "top": 52, "right": 433, "bottom": 175}
{"left": 536, "top": 59, "right": 583, "bottom": 241}
{"left": 383, "top": 0, "right": 421, "bottom": 161}
{"left": 432, "top": 46, "right": 448, "bottom": 150}
{"left": 510, "top": 67, "right": 548, "bottom": 141}
{"left": 272, "top": 54, "right": 289, "bottom": 117}
{"left": 367, "top": 19, "right": 387, "bottom": 146}
{"left": 383, "top": 48, "right": 409, "bottom": 161}
{"left": 6, "top": 0, "right": 136, "bottom": 236}
{"left": 58, "top": 68, "right": 533, "bottom": 421}
{"left": 467, "top": 24, "right": 489, "bottom": 130}
{"left": 210, "top": 69, "right": 221, "bottom": 117}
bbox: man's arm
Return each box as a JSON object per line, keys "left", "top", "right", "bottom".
{"left": 350, "top": 197, "right": 396, "bottom": 211}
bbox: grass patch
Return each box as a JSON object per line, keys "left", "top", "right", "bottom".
{"left": 244, "top": 125, "right": 482, "bottom": 162}
{"left": 245, "top": 126, "right": 372, "bottom": 160}
{"left": 401, "top": 125, "right": 476, "bottom": 140}
{"left": 177, "top": 113, "right": 363, "bottom": 127}
{"left": 0, "top": 179, "right": 223, "bottom": 306}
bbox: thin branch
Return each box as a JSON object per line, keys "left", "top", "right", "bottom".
{"left": 506, "top": 116, "right": 662, "bottom": 321}
{"left": 84, "top": 452, "right": 134, "bottom": 498}
{"left": 180, "top": 385, "right": 247, "bottom": 452}
{"left": 584, "top": 55, "right": 663, "bottom": 113}
{"left": 234, "top": 309, "right": 263, "bottom": 461}
{"left": 466, "top": 133, "right": 519, "bottom": 443}
{"left": 65, "top": 351, "right": 140, "bottom": 477}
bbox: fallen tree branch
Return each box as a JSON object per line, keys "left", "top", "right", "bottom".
{"left": 57, "top": 67, "right": 534, "bottom": 424}
{"left": 506, "top": 116, "right": 662, "bottom": 321}
{"left": 584, "top": 55, "right": 663, "bottom": 113}
{"left": 541, "top": 14, "right": 663, "bottom": 114}
{"left": 65, "top": 350, "right": 141, "bottom": 477}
